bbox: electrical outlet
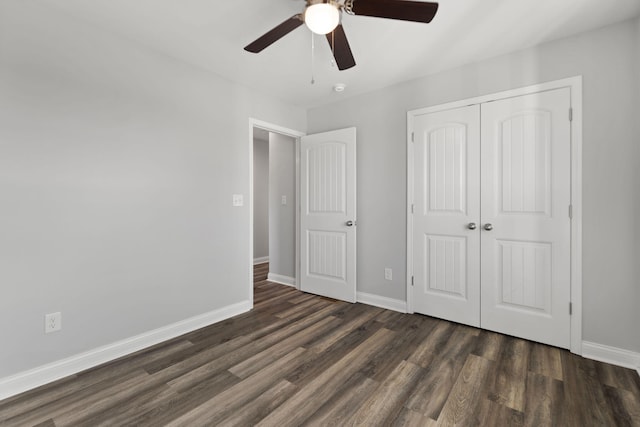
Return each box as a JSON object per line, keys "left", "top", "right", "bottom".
{"left": 384, "top": 268, "right": 393, "bottom": 281}
{"left": 281, "top": 195, "right": 287, "bottom": 205}
{"left": 232, "top": 194, "right": 243, "bottom": 207}
{"left": 45, "top": 312, "right": 62, "bottom": 333}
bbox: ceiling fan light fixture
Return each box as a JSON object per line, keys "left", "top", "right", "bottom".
{"left": 304, "top": 1, "right": 340, "bottom": 35}
{"left": 244, "top": 0, "right": 440, "bottom": 72}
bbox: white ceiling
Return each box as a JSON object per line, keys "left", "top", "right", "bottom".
{"left": 44, "top": 0, "right": 640, "bottom": 108}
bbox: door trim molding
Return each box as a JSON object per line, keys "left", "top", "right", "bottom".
{"left": 249, "top": 119, "right": 305, "bottom": 308}
{"left": 406, "top": 76, "right": 583, "bottom": 355}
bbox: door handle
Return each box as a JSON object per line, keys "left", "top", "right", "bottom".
{"left": 467, "top": 222, "right": 477, "bottom": 230}
{"left": 483, "top": 223, "right": 493, "bottom": 231}
{"left": 346, "top": 220, "right": 355, "bottom": 227}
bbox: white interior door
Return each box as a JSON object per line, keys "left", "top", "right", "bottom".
{"left": 300, "top": 128, "right": 356, "bottom": 302}
{"left": 412, "top": 106, "right": 481, "bottom": 327}
{"left": 480, "top": 89, "right": 571, "bottom": 348}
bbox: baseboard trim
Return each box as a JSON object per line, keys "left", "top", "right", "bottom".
{"left": 357, "top": 292, "right": 407, "bottom": 313}
{"left": 0, "top": 300, "right": 252, "bottom": 401}
{"left": 582, "top": 341, "right": 640, "bottom": 375}
{"left": 253, "top": 256, "right": 269, "bottom": 265}
{"left": 267, "top": 273, "right": 296, "bottom": 287}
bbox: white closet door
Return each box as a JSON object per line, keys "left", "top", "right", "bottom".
{"left": 300, "top": 127, "right": 357, "bottom": 303}
{"left": 412, "top": 105, "right": 481, "bottom": 327}
{"left": 480, "top": 88, "right": 571, "bottom": 348}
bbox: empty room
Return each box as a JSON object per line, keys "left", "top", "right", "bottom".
{"left": 1, "top": 0, "right": 639, "bottom": 425}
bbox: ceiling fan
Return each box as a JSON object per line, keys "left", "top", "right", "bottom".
{"left": 244, "top": 0, "right": 439, "bottom": 71}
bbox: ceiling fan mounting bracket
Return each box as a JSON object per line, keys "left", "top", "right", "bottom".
{"left": 305, "top": 0, "right": 341, "bottom": 8}
{"left": 343, "top": 0, "right": 355, "bottom": 15}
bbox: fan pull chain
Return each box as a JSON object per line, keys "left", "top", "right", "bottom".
{"left": 310, "top": 32, "right": 315, "bottom": 85}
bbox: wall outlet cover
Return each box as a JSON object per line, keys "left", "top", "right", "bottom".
{"left": 384, "top": 268, "right": 393, "bottom": 281}
{"left": 232, "top": 194, "right": 244, "bottom": 207}
{"left": 45, "top": 312, "right": 62, "bottom": 333}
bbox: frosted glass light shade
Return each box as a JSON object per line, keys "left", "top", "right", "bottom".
{"left": 304, "top": 3, "right": 340, "bottom": 35}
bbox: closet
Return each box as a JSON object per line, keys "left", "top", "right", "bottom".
{"left": 409, "top": 87, "right": 573, "bottom": 348}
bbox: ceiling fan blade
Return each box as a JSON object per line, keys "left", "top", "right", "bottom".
{"left": 350, "top": 0, "right": 439, "bottom": 23}
{"left": 326, "top": 24, "right": 356, "bottom": 71}
{"left": 244, "top": 14, "right": 304, "bottom": 53}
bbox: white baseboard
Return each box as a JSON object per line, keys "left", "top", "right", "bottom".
{"left": 253, "top": 256, "right": 269, "bottom": 265}
{"left": 267, "top": 273, "right": 296, "bottom": 287}
{"left": 357, "top": 292, "right": 407, "bottom": 313}
{"left": 582, "top": 341, "right": 640, "bottom": 376}
{"left": 0, "top": 300, "right": 252, "bottom": 401}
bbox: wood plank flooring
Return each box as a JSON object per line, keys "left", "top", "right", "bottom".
{"left": 1, "top": 262, "right": 639, "bottom": 426}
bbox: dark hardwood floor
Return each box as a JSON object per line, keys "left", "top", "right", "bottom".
{"left": 1, "top": 262, "right": 639, "bottom": 426}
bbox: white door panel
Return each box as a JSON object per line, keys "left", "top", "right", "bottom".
{"left": 412, "top": 105, "right": 481, "bottom": 327}
{"left": 481, "top": 88, "right": 571, "bottom": 348}
{"left": 300, "top": 128, "right": 356, "bottom": 302}
{"left": 410, "top": 88, "right": 572, "bottom": 348}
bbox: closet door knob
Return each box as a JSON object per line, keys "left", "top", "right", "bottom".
{"left": 483, "top": 223, "right": 493, "bottom": 231}
{"left": 468, "top": 223, "right": 477, "bottom": 230}
{"left": 346, "top": 220, "right": 355, "bottom": 227}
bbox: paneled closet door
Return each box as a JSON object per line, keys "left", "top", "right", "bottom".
{"left": 412, "top": 105, "right": 481, "bottom": 327}
{"left": 480, "top": 88, "right": 571, "bottom": 348}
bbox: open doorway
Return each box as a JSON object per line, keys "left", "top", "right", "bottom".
{"left": 252, "top": 128, "right": 296, "bottom": 285}
{"left": 249, "top": 119, "right": 304, "bottom": 305}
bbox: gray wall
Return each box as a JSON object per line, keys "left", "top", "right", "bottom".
{"left": 268, "top": 133, "right": 296, "bottom": 279}
{"left": 253, "top": 138, "right": 269, "bottom": 261}
{"left": 0, "top": 2, "right": 305, "bottom": 378}
{"left": 308, "top": 18, "right": 640, "bottom": 353}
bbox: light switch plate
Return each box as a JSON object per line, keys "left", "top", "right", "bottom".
{"left": 232, "top": 194, "right": 243, "bottom": 207}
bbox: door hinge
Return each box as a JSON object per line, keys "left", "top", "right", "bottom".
{"left": 569, "top": 302, "right": 573, "bottom": 315}
{"left": 569, "top": 108, "right": 573, "bottom": 122}
{"left": 411, "top": 276, "right": 414, "bottom": 287}
{"left": 569, "top": 204, "right": 573, "bottom": 219}
{"left": 411, "top": 132, "right": 415, "bottom": 143}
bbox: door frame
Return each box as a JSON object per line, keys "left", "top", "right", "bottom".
{"left": 249, "top": 118, "right": 305, "bottom": 307}
{"left": 406, "top": 76, "right": 583, "bottom": 354}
